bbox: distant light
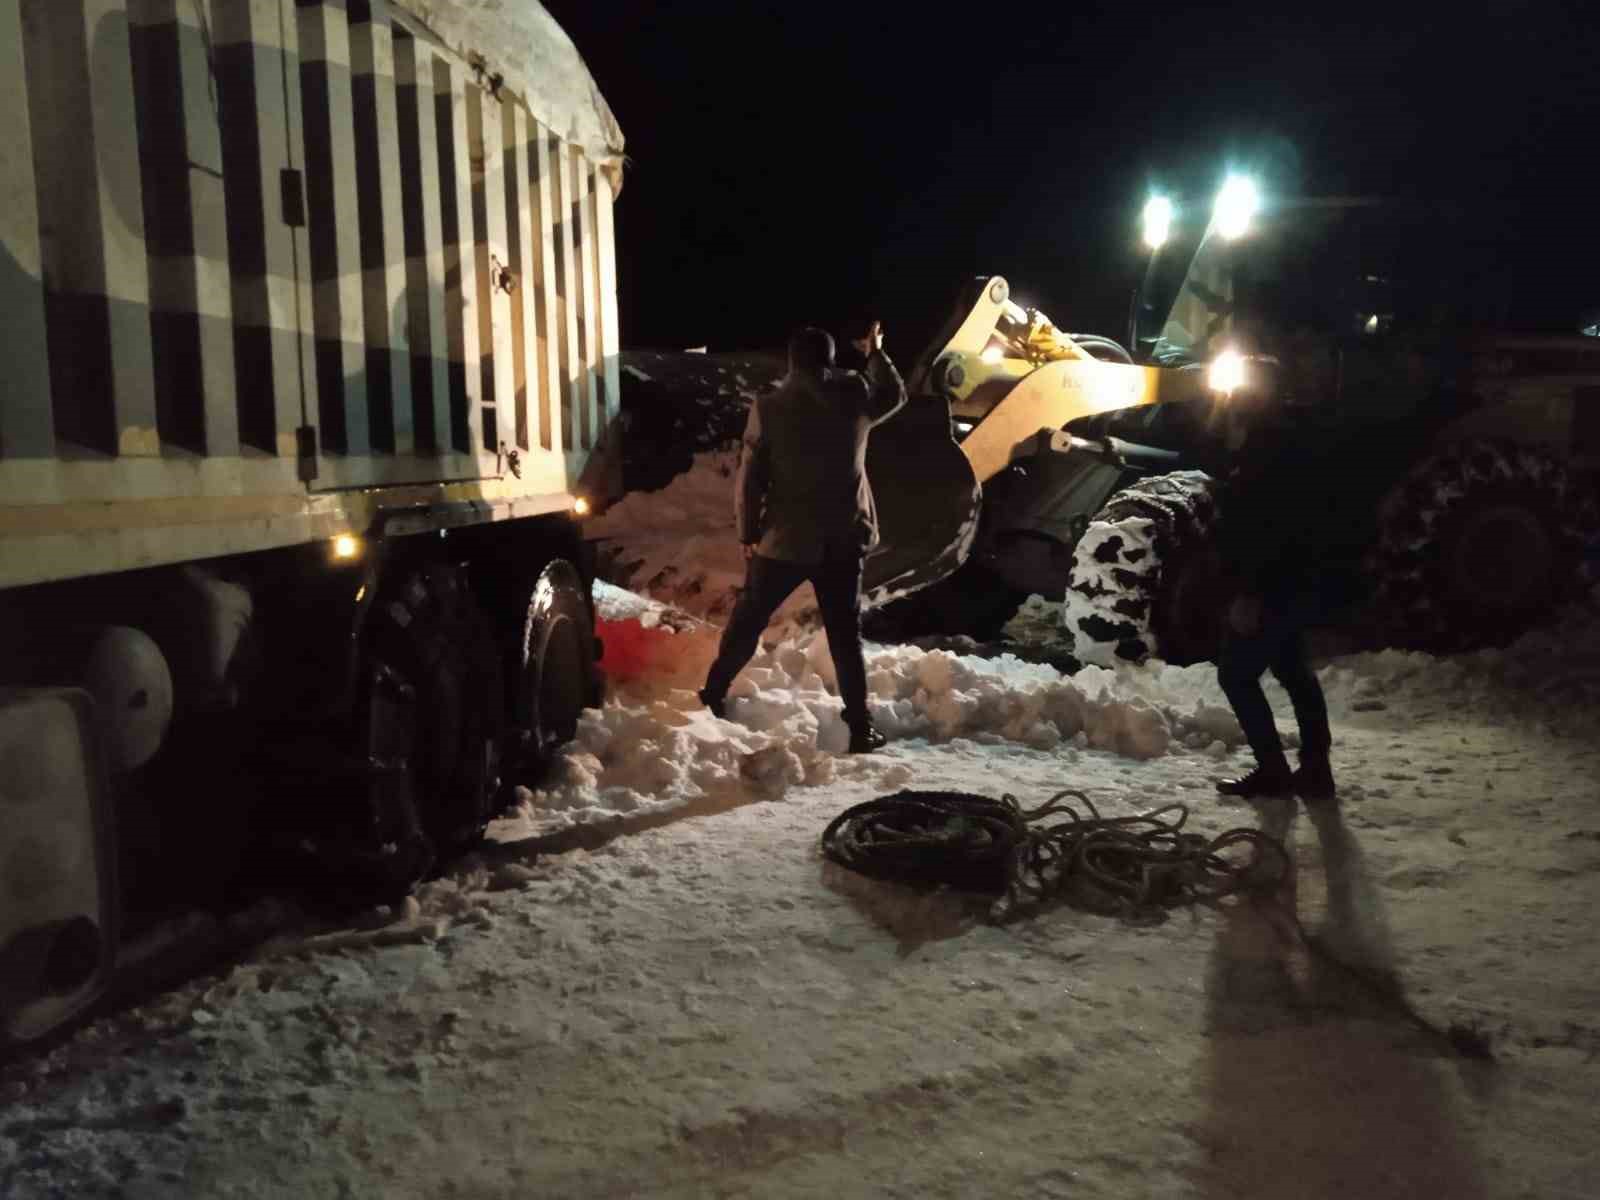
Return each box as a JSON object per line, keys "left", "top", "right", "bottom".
{"left": 980, "top": 345, "right": 1005, "bottom": 365}
{"left": 1142, "top": 195, "right": 1174, "bottom": 249}
{"left": 1364, "top": 314, "right": 1380, "bottom": 334}
{"left": 333, "top": 534, "right": 361, "bottom": 560}
{"left": 1214, "top": 175, "right": 1259, "bottom": 240}
{"left": 954, "top": 421, "right": 975, "bottom": 434}
{"left": 1208, "top": 347, "right": 1246, "bottom": 395}
{"left": 1583, "top": 322, "right": 1599, "bottom": 338}
{"left": 572, "top": 496, "right": 591, "bottom": 517}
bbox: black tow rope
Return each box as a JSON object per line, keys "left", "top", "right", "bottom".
{"left": 820, "top": 789, "right": 1288, "bottom": 923}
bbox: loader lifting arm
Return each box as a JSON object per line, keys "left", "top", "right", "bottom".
{"left": 862, "top": 276, "right": 1208, "bottom": 604}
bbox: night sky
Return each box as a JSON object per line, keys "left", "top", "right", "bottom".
{"left": 546, "top": 0, "right": 1598, "bottom": 355}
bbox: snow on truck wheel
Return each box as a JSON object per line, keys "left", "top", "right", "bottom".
{"left": 513, "top": 560, "right": 597, "bottom": 775}
{"left": 368, "top": 565, "right": 505, "bottom": 873}
{"left": 1063, "top": 471, "right": 1223, "bottom": 668}
{"left": 1368, "top": 437, "right": 1588, "bottom": 651}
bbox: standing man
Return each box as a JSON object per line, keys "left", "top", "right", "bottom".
{"left": 699, "top": 322, "right": 907, "bottom": 752}
{"left": 1212, "top": 406, "right": 1337, "bottom": 801}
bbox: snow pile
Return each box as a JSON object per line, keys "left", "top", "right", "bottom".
{"left": 1315, "top": 608, "right": 1600, "bottom": 733}
{"left": 591, "top": 449, "right": 819, "bottom": 632}
{"left": 505, "top": 584, "right": 1262, "bottom": 835}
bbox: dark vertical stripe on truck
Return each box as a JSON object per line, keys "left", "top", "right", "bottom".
{"left": 211, "top": 23, "right": 277, "bottom": 454}
{"left": 392, "top": 28, "right": 435, "bottom": 452}
{"left": 465, "top": 83, "right": 496, "bottom": 453}
{"left": 20, "top": 0, "right": 117, "bottom": 455}
{"left": 504, "top": 106, "right": 529, "bottom": 452}
{"left": 298, "top": 49, "right": 347, "bottom": 453}
{"left": 348, "top": 2, "right": 394, "bottom": 452}
{"left": 571, "top": 147, "right": 595, "bottom": 452}
{"left": 129, "top": 8, "right": 206, "bottom": 454}
{"left": 526, "top": 125, "right": 554, "bottom": 453}
{"left": 548, "top": 131, "right": 574, "bottom": 452}
{"left": 433, "top": 57, "right": 469, "bottom": 453}
{"left": 0, "top": 0, "right": 54, "bottom": 459}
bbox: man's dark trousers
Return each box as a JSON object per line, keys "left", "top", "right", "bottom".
{"left": 1216, "top": 588, "right": 1331, "bottom": 764}
{"left": 703, "top": 547, "right": 869, "bottom": 722}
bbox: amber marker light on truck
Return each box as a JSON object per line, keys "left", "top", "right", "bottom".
{"left": 333, "top": 534, "right": 361, "bottom": 560}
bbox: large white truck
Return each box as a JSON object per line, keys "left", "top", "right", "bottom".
{"left": 0, "top": 0, "right": 623, "bottom": 1048}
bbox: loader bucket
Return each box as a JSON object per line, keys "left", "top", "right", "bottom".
{"left": 862, "top": 394, "right": 982, "bottom": 608}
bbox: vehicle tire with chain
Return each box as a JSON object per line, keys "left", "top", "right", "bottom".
{"left": 1367, "top": 438, "right": 1585, "bottom": 650}
{"left": 1063, "top": 471, "right": 1224, "bottom": 667}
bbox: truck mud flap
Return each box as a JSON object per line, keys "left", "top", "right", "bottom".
{"left": 861, "top": 396, "right": 982, "bottom": 608}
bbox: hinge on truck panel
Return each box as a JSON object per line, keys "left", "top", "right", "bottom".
{"left": 296, "top": 425, "right": 318, "bottom": 483}
{"left": 280, "top": 168, "right": 306, "bottom": 228}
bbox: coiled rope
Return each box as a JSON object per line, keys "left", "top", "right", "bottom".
{"left": 820, "top": 789, "right": 1288, "bottom": 923}
{"left": 820, "top": 787, "right": 1495, "bottom": 1060}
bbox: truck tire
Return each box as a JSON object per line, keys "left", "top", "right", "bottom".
{"left": 370, "top": 564, "right": 504, "bottom": 856}
{"left": 1063, "top": 471, "right": 1222, "bottom": 666}
{"left": 511, "top": 560, "right": 595, "bottom": 775}
{"left": 1369, "top": 438, "right": 1582, "bottom": 649}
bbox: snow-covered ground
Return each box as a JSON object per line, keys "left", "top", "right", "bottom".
{"left": 5, "top": 454, "right": 1600, "bottom": 1199}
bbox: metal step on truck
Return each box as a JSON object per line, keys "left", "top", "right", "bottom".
{"left": 0, "top": 0, "right": 623, "bottom": 1049}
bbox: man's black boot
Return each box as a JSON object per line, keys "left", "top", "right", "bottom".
{"left": 846, "top": 718, "right": 886, "bottom": 754}
{"left": 697, "top": 687, "right": 726, "bottom": 720}
{"left": 1293, "top": 753, "right": 1336, "bottom": 802}
{"left": 1216, "top": 754, "right": 1294, "bottom": 798}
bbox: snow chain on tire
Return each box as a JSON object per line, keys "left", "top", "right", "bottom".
{"left": 1063, "top": 471, "right": 1218, "bottom": 667}
{"left": 371, "top": 564, "right": 504, "bottom": 866}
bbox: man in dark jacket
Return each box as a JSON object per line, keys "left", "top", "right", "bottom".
{"left": 1212, "top": 407, "right": 1337, "bottom": 801}
{"left": 699, "top": 323, "right": 907, "bottom": 752}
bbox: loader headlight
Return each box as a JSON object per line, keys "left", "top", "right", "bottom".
{"left": 980, "top": 345, "right": 1005, "bottom": 365}
{"left": 1142, "top": 196, "right": 1173, "bottom": 249}
{"left": 1213, "top": 175, "right": 1259, "bottom": 240}
{"left": 1208, "top": 347, "right": 1247, "bottom": 395}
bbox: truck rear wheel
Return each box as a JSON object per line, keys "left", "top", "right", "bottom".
{"left": 1063, "top": 471, "right": 1222, "bottom": 666}
{"left": 1369, "top": 439, "right": 1581, "bottom": 649}
{"left": 511, "top": 560, "right": 596, "bottom": 775}
{"left": 369, "top": 564, "right": 504, "bottom": 857}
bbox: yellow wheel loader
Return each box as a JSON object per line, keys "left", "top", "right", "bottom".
{"left": 861, "top": 179, "right": 1600, "bottom": 663}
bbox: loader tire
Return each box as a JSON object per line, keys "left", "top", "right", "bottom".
{"left": 1063, "top": 471, "right": 1222, "bottom": 667}
{"left": 1368, "top": 439, "right": 1585, "bottom": 650}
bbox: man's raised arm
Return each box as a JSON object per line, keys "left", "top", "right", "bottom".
{"left": 733, "top": 396, "right": 770, "bottom": 552}
{"left": 855, "top": 322, "right": 906, "bottom": 425}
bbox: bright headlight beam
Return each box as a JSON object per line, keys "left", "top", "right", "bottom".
{"left": 1214, "top": 175, "right": 1259, "bottom": 240}
{"left": 980, "top": 345, "right": 1005, "bottom": 365}
{"left": 1208, "top": 348, "right": 1246, "bottom": 395}
{"left": 1142, "top": 195, "right": 1173, "bottom": 249}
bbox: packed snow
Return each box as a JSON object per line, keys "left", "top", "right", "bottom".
{"left": 4, "top": 450, "right": 1600, "bottom": 1199}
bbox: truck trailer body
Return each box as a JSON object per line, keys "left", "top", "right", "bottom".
{"left": 1, "top": 0, "right": 623, "bottom": 1048}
